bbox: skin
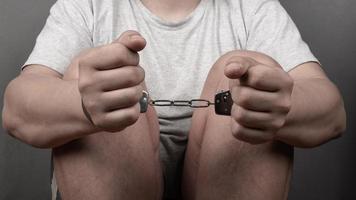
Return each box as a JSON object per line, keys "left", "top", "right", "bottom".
{"left": 3, "top": 31, "right": 164, "bottom": 199}
{"left": 2, "top": 0, "right": 346, "bottom": 199}
{"left": 182, "top": 51, "right": 346, "bottom": 200}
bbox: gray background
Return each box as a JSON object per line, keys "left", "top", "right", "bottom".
{"left": 0, "top": 0, "right": 355, "bottom": 199}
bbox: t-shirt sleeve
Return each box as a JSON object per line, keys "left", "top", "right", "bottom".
{"left": 23, "top": 0, "right": 93, "bottom": 74}
{"left": 245, "top": 0, "right": 318, "bottom": 72}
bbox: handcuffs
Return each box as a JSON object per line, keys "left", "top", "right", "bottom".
{"left": 139, "top": 90, "right": 233, "bottom": 116}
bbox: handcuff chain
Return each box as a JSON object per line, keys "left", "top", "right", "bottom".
{"left": 149, "top": 99, "right": 214, "bottom": 108}
{"left": 139, "top": 90, "right": 232, "bottom": 115}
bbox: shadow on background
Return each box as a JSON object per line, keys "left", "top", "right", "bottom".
{"left": 0, "top": 0, "right": 355, "bottom": 199}
{"left": 281, "top": 1, "right": 356, "bottom": 199}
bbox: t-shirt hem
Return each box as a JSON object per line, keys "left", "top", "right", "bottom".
{"left": 23, "top": 58, "right": 68, "bottom": 75}
{"left": 282, "top": 52, "right": 319, "bottom": 72}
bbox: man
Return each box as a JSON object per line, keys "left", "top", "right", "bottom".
{"left": 2, "top": 0, "right": 346, "bottom": 199}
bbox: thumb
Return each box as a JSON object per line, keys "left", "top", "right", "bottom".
{"left": 113, "top": 30, "right": 146, "bottom": 52}
{"left": 224, "top": 56, "right": 257, "bottom": 79}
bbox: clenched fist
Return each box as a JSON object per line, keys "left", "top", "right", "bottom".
{"left": 78, "top": 30, "right": 146, "bottom": 132}
{"left": 224, "top": 52, "right": 294, "bottom": 144}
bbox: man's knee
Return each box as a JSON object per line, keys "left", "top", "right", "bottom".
{"left": 52, "top": 102, "right": 161, "bottom": 200}
{"left": 189, "top": 50, "right": 285, "bottom": 155}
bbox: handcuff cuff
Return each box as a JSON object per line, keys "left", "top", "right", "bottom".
{"left": 139, "top": 90, "right": 233, "bottom": 116}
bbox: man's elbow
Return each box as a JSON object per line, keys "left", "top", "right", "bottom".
{"left": 2, "top": 107, "right": 53, "bottom": 149}
{"left": 3, "top": 121, "right": 50, "bottom": 149}
{"left": 304, "top": 128, "right": 344, "bottom": 149}
{"left": 325, "top": 96, "right": 347, "bottom": 144}
{"left": 330, "top": 104, "right": 347, "bottom": 141}
{"left": 300, "top": 105, "right": 346, "bottom": 148}
{"left": 2, "top": 78, "right": 54, "bottom": 149}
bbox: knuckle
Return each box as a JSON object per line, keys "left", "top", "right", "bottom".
{"left": 232, "top": 129, "right": 261, "bottom": 144}
{"left": 78, "top": 69, "right": 95, "bottom": 93}
{"left": 114, "top": 44, "right": 127, "bottom": 64}
{"left": 126, "top": 67, "right": 144, "bottom": 86}
{"left": 126, "top": 91, "right": 138, "bottom": 104}
{"left": 97, "top": 92, "right": 110, "bottom": 110}
{"left": 278, "top": 69, "right": 294, "bottom": 89}
{"left": 231, "top": 123, "right": 244, "bottom": 139}
{"left": 124, "top": 74, "right": 137, "bottom": 87}
{"left": 257, "top": 65, "right": 270, "bottom": 76}
{"left": 84, "top": 98, "right": 99, "bottom": 113}
{"left": 78, "top": 77, "right": 92, "bottom": 93}
{"left": 127, "top": 86, "right": 143, "bottom": 103}
{"left": 272, "top": 118, "right": 286, "bottom": 130}
{"left": 77, "top": 53, "right": 91, "bottom": 68}
{"left": 91, "top": 71, "right": 103, "bottom": 85}
{"left": 135, "top": 53, "right": 140, "bottom": 66}
{"left": 232, "top": 106, "right": 246, "bottom": 124}
{"left": 134, "top": 85, "right": 144, "bottom": 100}
{"left": 124, "top": 106, "right": 140, "bottom": 125}
{"left": 278, "top": 98, "right": 292, "bottom": 113}
{"left": 231, "top": 121, "right": 273, "bottom": 144}
{"left": 93, "top": 113, "right": 107, "bottom": 128}
{"left": 249, "top": 76, "right": 262, "bottom": 88}
{"left": 249, "top": 66, "right": 266, "bottom": 86}
{"left": 285, "top": 101, "right": 292, "bottom": 112}
{"left": 137, "top": 67, "right": 145, "bottom": 82}
{"left": 86, "top": 47, "right": 104, "bottom": 65}
{"left": 115, "top": 44, "right": 139, "bottom": 66}
{"left": 236, "top": 88, "right": 251, "bottom": 107}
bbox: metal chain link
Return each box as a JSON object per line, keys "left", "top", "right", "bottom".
{"left": 149, "top": 99, "right": 214, "bottom": 108}
{"left": 140, "top": 90, "right": 232, "bottom": 115}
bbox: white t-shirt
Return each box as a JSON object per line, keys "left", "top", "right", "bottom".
{"left": 24, "top": 0, "right": 317, "bottom": 198}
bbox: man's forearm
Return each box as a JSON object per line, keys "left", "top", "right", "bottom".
{"left": 276, "top": 78, "right": 346, "bottom": 148}
{"left": 2, "top": 72, "right": 97, "bottom": 148}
